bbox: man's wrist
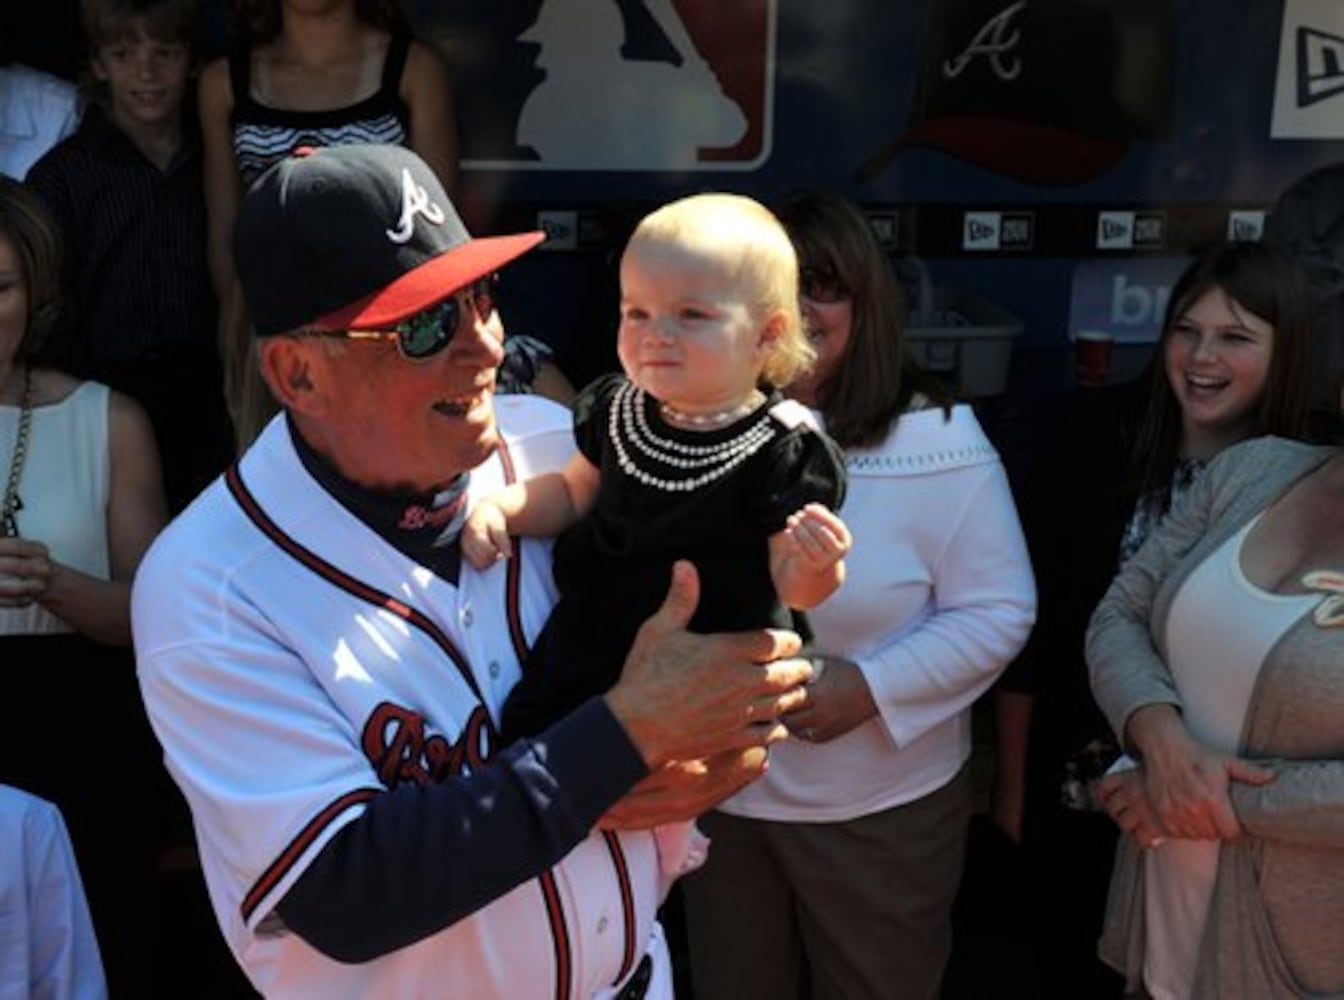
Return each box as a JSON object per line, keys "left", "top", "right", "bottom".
{"left": 602, "top": 685, "right": 661, "bottom": 769}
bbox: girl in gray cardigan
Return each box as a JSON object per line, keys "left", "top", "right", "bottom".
{"left": 1088, "top": 434, "right": 1344, "bottom": 998}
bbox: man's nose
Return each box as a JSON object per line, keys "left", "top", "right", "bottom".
{"left": 448, "top": 311, "right": 505, "bottom": 368}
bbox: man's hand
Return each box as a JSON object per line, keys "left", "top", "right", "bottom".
{"left": 604, "top": 561, "right": 812, "bottom": 769}
{"left": 597, "top": 748, "right": 768, "bottom": 830}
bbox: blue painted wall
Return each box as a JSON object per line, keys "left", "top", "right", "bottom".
{"left": 395, "top": 0, "right": 1344, "bottom": 389}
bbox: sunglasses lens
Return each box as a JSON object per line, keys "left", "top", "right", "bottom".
{"left": 396, "top": 299, "right": 457, "bottom": 359}
{"left": 389, "top": 275, "right": 500, "bottom": 360}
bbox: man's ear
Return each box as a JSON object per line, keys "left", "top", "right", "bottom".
{"left": 258, "top": 337, "right": 321, "bottom": 415}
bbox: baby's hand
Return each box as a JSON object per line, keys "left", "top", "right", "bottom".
{"left": 784, "top": 503, "right": 852, "bottom": 570}
{"left": 462, "top": 501, "right": 513, "bottom": 569}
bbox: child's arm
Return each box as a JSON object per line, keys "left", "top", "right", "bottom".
{"left": 462, "top": 451, "right": 600, "bottom": 568}
{"left": 769, "top": 503, "right": 852, "bottom": 610}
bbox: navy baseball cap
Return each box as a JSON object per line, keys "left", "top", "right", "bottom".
{"left": 858, "top": 0, "right": 1172, "bottom": 187}
{"left": 234, "top": 144, "right": 544, "bottom": 337}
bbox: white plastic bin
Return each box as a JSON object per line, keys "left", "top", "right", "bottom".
{"left": 905, "top": 287, "right": 1024, "bottom": 397}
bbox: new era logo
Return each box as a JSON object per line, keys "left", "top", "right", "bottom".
{"left": 1297, "top": 26, "right": 1344, "bottom": 106}
{"left": 1096, "top": 211, "right": 1165, "bottom": 250}
{"left": 1227, "top": 210, "right": 1266, "bottom": 241}
{"left": 963, "top": 211, "right": 1033, "bottom": 251}
{"left": 1271, "top": 0, "right": 1344, "bottom": 137}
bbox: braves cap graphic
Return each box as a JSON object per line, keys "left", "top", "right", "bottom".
{"left": 234, "top": 144, "right": 544, "bottom": 337}
{"left": 858, "top": 0, "right": 1171, "bottom": 187}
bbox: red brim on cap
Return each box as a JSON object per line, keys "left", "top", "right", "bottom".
{"left": 860, "top": 116, "right": 1128, "bottom": 187}
{"left": 314, "top": 230, "right": 547, "bottom": 330}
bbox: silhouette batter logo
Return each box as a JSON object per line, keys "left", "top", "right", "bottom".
{"left": 467, "top": 0, "right": 774, "bottom": 171}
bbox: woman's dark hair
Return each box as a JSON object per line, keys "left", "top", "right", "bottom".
{"left": 229, "top": 0, "right": 408, "bottom": 42}
{"left": 1129, "top": 239, "right": 1317, "bottom": 507}
{"left": 0, "top": 177, "right": 64, "bottom": 360}
{"left": 774, "top": 191, "right": 951, "bottom": 449}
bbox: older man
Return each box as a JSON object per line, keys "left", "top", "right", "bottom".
{"left": 130, "top": 144, "right": 811, "bottom": 999}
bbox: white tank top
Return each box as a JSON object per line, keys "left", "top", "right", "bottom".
{"left": 1142, "top": 514, "right": 1317, "bottom": 1000}
{"left": 0, "top": 381, "right": 111, "bottom": 636}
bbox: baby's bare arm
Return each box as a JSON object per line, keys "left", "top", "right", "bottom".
{"left": 462, "top": 454, "right": 599, "bottom": 568}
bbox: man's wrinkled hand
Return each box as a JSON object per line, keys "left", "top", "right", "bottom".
{"left": 597, "top": 748, "right": 769, "bottom": 831}
{"left": 605, "top": 561, "right": 812, "bottom": 768}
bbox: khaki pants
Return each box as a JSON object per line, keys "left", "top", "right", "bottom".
{"left": 681, "top": 765, "right": 971, "bottom": 1000}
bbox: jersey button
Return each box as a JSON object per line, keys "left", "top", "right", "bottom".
{"left": 461, "top": 606, "right": 474, "bottom": 627}
{"left": 488, "top": 660, "right": 500, "bottom": 679}
{"left": 597, "top": 916, "right": 609, "bottom": 934}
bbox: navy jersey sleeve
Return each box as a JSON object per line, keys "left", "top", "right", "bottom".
{"left": 571, "top": 372, "right": 626, "bottom": 466}
{"left": 751, "top": 423, "right": 848, "bottom": 536}
{"left": 275, "top": 697, "right": 647, "bottom": 962}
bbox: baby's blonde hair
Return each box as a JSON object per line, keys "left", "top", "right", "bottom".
{"left": 627, "top": 192, "right": 813, "bottom": 388}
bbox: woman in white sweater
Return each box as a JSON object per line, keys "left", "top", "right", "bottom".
{"left": 680, "top": 192, "right": 1037, "bottom": 1000}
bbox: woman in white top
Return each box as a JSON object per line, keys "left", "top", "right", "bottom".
{"left": 0, "top": 176, "right": 167, "bottom": 995}
{"left": 680, "top": 191, "right": 1037, "bottom": 1000}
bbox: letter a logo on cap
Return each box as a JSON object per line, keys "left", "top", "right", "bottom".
{"left": 386, "top": 167, "right": 446, "bottom": 244}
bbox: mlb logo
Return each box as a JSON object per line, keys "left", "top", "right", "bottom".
{"left": 963, "top": 211, "right": 1003, "bottom": 251}
{"left": 453, "top": 0, "right": 776, "bottom": 172}
{"left": 1271, "top": 0, "right": 1344, "bottom": 137}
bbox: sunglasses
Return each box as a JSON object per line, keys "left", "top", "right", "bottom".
{"left": 303, "top": 274, "right": 499, "bottom": 361}
{"left": 799, "top": 266, "right": 851, "bottom": 305}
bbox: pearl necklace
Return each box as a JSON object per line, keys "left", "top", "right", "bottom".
{"left": 659, "top": 390, "right": 764, "bottom": 429}
{"left": 609, "top": 382, "right": 777, "bottom": 492}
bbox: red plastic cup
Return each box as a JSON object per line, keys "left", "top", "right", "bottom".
{"left": 1074, "top": 330, "right": 1115, "bottom": 386}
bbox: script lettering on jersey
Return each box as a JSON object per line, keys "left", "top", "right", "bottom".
{"left": 362, "top": 702, "right": 495, "bottom": 786}
{"left": 943, "top": 0, "right": 1025, "bottom": 82}
{"left": 385, "top": 167, "right": 447, "bottom": 244}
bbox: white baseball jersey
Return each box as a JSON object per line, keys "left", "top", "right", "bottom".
{"left": 132, "top": 396, "right": 671, "bottom": 999}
